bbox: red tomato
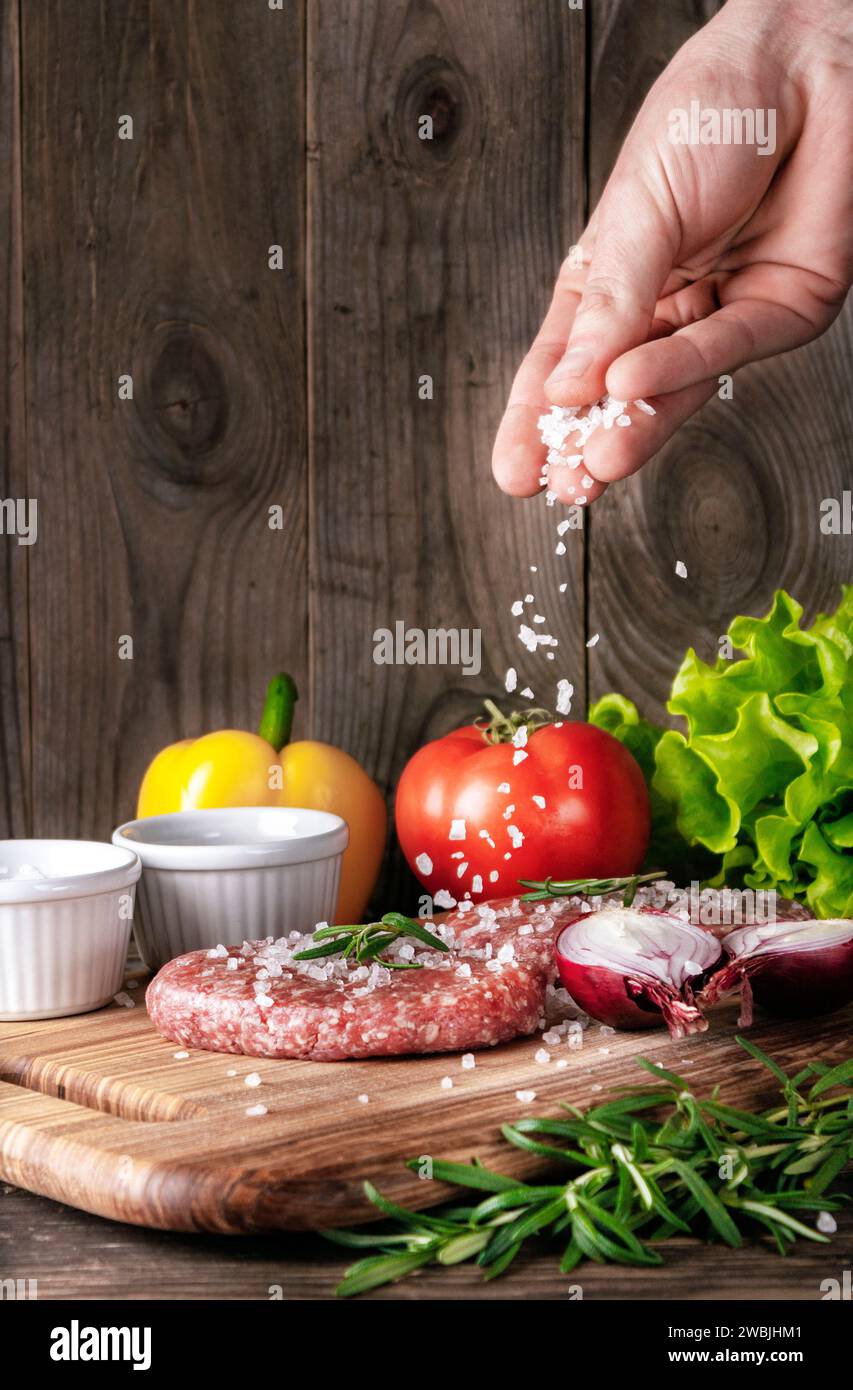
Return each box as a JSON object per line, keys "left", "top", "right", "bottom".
{"left": 395, "top": 720, "right": 650, "bottom": 904}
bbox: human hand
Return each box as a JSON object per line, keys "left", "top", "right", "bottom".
{"left": 492, "top": 0, "right": 853, "bottom": 506}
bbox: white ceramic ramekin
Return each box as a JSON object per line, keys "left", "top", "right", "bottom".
{"left": 0, "top": 840, "right": 141, "bottom": 1020}
{"left": 112, "top": 806, "right": 349, "bottom": 972}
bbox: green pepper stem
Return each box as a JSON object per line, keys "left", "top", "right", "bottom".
{"left": 258, "top": 672, "right": 299, "bottom": 751}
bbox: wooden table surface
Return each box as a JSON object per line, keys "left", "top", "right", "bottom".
{"left": 3, "top": 1179, "right": 851, "bottom": 1301}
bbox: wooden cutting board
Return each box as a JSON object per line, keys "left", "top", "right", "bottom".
{"left": 1, "top": 985, "right": 850, "bottom": 1234}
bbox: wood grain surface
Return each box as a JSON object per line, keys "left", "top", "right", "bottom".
{"left": 307, "top": 0, "right": 587, "bottom": 904}
{"left": 19, "top": 0, "right": 308, "bottom": 840}
{"left": 3, "top": 1182, "right": 850, "bottom": 1300}
{"left": 0, "top": 0, "right": 28, "bottom": 840}
{"left": 1, "top": 987, "right": 851, "bottom": 1236}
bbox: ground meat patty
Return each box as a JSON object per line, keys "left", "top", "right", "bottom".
{"left": 145, "top": 896, "right": 582, "bottom": 1061}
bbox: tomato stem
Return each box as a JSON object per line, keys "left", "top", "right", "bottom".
{"left": 478, "top": 697, "right": 554, "bottom": 745}
{"left": 259, "top": 672, "right": 299, "bottom": 751}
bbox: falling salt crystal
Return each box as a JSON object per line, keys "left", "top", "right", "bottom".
{"left": 471, "top": 874, "right": 483, "bottom": 893}
{"left": 512, "top": 726, "right": 528, "bottom": 748}
{"left": 635, "top": 398, "right": 656, "bottom": 415}
{"left": 586, "top": 634, "right": 600, "bottom": 648}
{"left": 559, "top": 582, "right": 567, "bottom": 593}
{"left": 516, "top": 1090, "right": 536, "bottom": 1103}
{"left": 505, "top": 667, "right": 518, "bottom": 693}
{"left": 525, "top": 593, "right": 534, "bottom": 603}
{"left": 513, "top": 749, "right": 528, "bottom": 765}
{"left": 434, "top": 889, "right": 457, "bottom": 909}
{"left": 533, "top": 614, "right": 545, "bottom": 624}
{"left": 456, "top": 861, "right": 469, "bottom": 878}
{"left": 497, "top": 782, "right": 511, "bottom": 793}
{"left": 530, "top": 565, "right": 538, "bottom": 573}
{"left": 557, "top": 520, "right": 571, "bottom": 536}
{"left": 449, "top": 819, "right": 466, "bottom": 840}
{"left": 555, "top": 542, "right": 566, "bottom": 556}
{"left": 556, "top": 679, "right": 574, "bottom": 715}
{"left": 489, "top": 870, "right": 499, "bottom": 882}
{"left": 675, "top": 560, "right": 688, "bottom": 579}
{"left": 461, "top": 1054, "right": 476, "bottom": 1070}
{"left": 510, "top": 600, "right": 524, "bottom": 617}
{"left": 520, "top": 686, "right": 534, "bottom": 699}
{"left": 816, "top": 1212, "right": 837, "bottom": 1234}
{"left": 531, "top": 795, "right": 546, "bottom": 809}
{"left": 415, "top": 852, "right": 433, "bottom": 875}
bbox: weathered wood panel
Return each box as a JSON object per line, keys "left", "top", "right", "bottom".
{"left": 0, "top": 0, "right": 29, "bottom": 838}
{"left": 307, "top": 0, "right": 587, "bottom": 904}
{"left": 20, "top": 0, "right": 307, "bottom": 839}
{"left": 586, "top": 0, "right": 853, "bottom": 723}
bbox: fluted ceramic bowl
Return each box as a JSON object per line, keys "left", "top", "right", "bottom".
{"left": 112, "top": 806, "right": 348, "bottom": 972}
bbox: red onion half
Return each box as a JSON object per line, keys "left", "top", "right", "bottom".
{"left": 701, "top": 918, "right": 853, "bottom": 1026}
{"left": 555, "top": 907, "right": 722, "bottom": 1038}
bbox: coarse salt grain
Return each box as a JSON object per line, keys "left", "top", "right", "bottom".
{"left": 415, "top": 852, "right": 433, "bottom": 876}
{"left": 556, "top": 679, "right": 574, "bottom": 716}
{"left": 515, "top": 1089, "right": 536, "bottom": 1103}
{"left": 534, "top": 1048, "right": 550, "bottom": 1064}
{"left": 357, "top": 1093, "right": 369, "bottom": 1104}
{"left": 246, "top": 1104, "right": 268, "bottom": 1117}
{"left": 586, "top": 633, "right": 600, "bottom": 648}
{"left": 440, "top": 1076, "right": 453, "bottom": 1090}
{"left": 675, "top": 560, "right": 688, "bottom": 579}
{"left": 461, "top": 1053, "right": 475, "bottom": 1070}
{"left": 244, "top": 1072, "right": 262, "bottom": 1088}
{"left": 173, "top": 1050, "right": 189, "bottom": 1060}
{"left": 816, "top": 1212, "right": 837, "bottom": 1234}
{"left": 449, "top": 819, "right": 466, "bottom": 840}
{"left": 505, "top": 667, "right": 518, "bottom": 693}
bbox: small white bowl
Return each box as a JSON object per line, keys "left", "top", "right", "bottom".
{"left": 0, "top": 840, "right": 141, "bottom": 1020}
{"left": 112, "top": 807, "right": 349, "bottom": 972}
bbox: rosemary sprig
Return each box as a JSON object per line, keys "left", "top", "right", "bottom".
{"left": 292, "top": 911, "right": 449, "bottom": 970}
{"left": 518, "top": 868, "right": 667, "bottom": 907}
{"left": 324, "top": 1037, "right": 853, "bottom": 1296}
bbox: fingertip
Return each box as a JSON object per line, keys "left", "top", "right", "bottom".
{"left": 491, "top": 433, "right": 545, "bottom": 498}
{"left": 546, "top": 460, "right": 607, "bottom": 506}
{"left": 544, "top": 365, "right": 608, "bottom": 409}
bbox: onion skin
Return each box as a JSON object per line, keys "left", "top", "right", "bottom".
{"left": 555, "top": 908, "right": 722, "bottom": 1037}
{"left": 702, "top": 934, "right": 853, "bottom": 1023}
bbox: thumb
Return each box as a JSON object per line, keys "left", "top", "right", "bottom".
{"left": 545, "top": 180, "right": 676, "bottom": 405}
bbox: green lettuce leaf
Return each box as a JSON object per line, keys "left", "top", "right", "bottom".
{"left": 589, "top": 587, "right": 853, "bottom": 917}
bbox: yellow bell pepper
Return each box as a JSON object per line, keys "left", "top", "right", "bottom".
{"left": 136, "top": 674, "right": 386, "bottom": 924}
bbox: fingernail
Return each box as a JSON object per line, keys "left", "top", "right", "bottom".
{"left": 546, "top": 347, "right": 593, "bottom": 387}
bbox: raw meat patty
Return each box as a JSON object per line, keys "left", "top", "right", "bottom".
{"left": 145, "top": 896, "right": 582, "bottom": 1061}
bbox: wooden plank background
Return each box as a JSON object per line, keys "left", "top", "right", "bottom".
{"left": 1, "top": 0, "right": 851, "bottom": 906}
